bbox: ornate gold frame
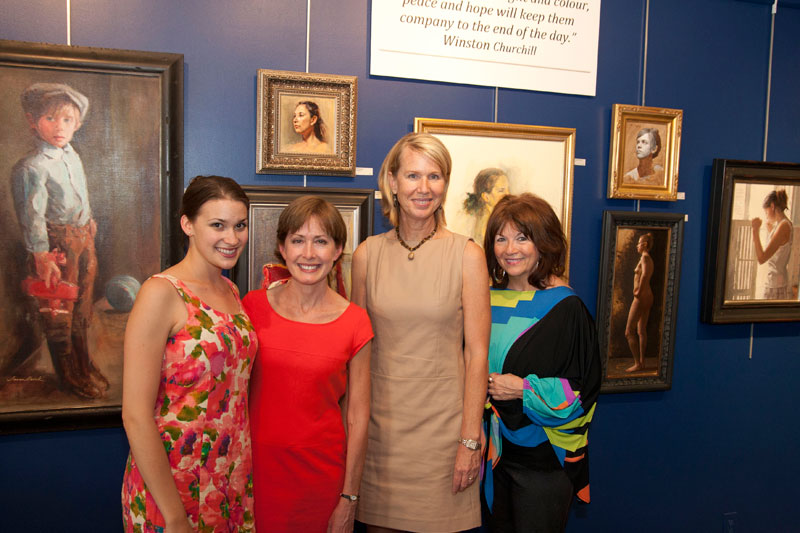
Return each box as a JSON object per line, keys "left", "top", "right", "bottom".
{"left": 414, "top": 117, "right": 575, "bottom": 275}
{"left": 256, "top": 69, "right": 357, "bottom": 176}
{"left": 607, "top": 104, "right": 683, "bottom": 201}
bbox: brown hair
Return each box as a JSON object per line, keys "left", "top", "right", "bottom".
{"left": 484, "top": 193, "right": 566, "bottom": 290}
{"left": 180, "top": 175, "right": 249, "bottom": 221}
{"left": 275, "top": 195, "right": 347, "bottom": 265}
{"left": 763, "top": 189, "right": 788, "bottom": 211}
{"left": 639, "top": 232, "right": 654, "bottom": 251}
{"left": 296, "top": 101, "right": 326, "bottom": 142}
{"left": 463, "top": 168, "right": 507, "bottom": 215}
{"left": 377, "top": 132, "right": 451, "bottom": 227}
{"left": 636, "top": 127, "right": 662, "bottom": 158}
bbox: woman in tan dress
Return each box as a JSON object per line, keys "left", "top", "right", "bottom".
{"left": 352, "top": 132, "right": 490, "bottom": 532}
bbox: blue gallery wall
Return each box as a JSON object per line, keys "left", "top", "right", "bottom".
{"left": 1, "top": 1, "right": 799, "bottom": 531}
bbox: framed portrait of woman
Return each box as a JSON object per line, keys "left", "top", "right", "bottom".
{"left": 607, "top": 104, "right": 683, "bottom": 201}
{"left": 596, "top": 211, "right": 684, "bottom": 392}
{"left": 256, "top": 69, "right": 357, "bottom": 176}
{"left": 702, "top": 159, "right": 800, "bottom": 323}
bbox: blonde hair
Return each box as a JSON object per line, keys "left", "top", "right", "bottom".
{"left": 377, "top": 132, "right": 452, "bottom": 227}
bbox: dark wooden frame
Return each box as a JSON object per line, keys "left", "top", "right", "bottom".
{"left": 702, "top": 159, "right": 800, "bottom": 323}
{"left": 232, "top": 186, "right": 374, "bottom": 294}
{"left": 596, "top": 211, "right": 684, "bottom": 393}
{"left": 0, "top": 40, "right": 183, "bottom": 434}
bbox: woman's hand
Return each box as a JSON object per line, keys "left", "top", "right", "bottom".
{"left": 488, "top": 372, "right": 524, "bottom": 401}
{"left": 452, "top": 443, "right": 481, "bottom": 494}
{"left": 327, "top": 498, "right": 357, "bottom": 533}
{"left": 751, "top": 217, "right": 762, "bottom": 231}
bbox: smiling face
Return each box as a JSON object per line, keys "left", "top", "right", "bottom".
{"left": 389, "top": 147, "right": 447, "bottom": 225}
{"left": 493, "top": 222, "right": 540, "bottom": 290}
{"left": 279, "top": 216, "right": 343, "bottom": 286}
{"left": 181, "top": 198, "right": 249, "bottom": 271}
{"left": 29, "top": 103, "right": 82, "bottom": 148}
{"left": 635, "top": 132, "right": 655, "bottom": 159}
{"left": 292, "top": 104, "right": 317, "bottom": 136}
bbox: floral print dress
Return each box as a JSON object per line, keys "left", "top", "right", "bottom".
{"left": 122, "top": 274, "right": 258, "bottom": 532}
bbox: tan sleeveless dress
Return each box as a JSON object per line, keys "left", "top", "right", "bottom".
{"left": 357, "top": 231, "right": 481, "bottom": 532}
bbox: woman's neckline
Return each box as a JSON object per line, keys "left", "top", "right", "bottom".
{"left": 264, "top": 284, "right": 351, "bottom": 325}
{"left": 158, "top": 273, "right": 243, "bottom": 317}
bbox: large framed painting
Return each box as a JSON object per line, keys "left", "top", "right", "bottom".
{"left": 597, "top": 211, "right": 684, "bottom": 393}
{"left": 702, "top": 159, "right": 800, "bottom": 323}
{"left": 607, "top": 104, "right": 683, "bottom": 201}
{"left": 232, "top": 186, "right": 373, "bottom": 298}
{"left": 256, "top": 69, "right": 358, "bottom": 176}
{"left": 0, "top": 40, "right": 183, "bottom": 433}
{"left": 414, "top": 117, "right": 575, "bottom": 274}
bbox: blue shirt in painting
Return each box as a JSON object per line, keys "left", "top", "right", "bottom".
{"left": 11, "top": 139, "right": 93, "bottom": 253}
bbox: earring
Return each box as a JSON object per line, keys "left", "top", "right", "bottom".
{"left": 393, "top": 194, "right": 399, "bottom": 207}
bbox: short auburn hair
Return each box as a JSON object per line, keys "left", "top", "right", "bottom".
{"left": 275, "top": 195, "right": 347, "bottom": 264}
{"left": 484, "top": 193, "right": 566, "bottom": 289}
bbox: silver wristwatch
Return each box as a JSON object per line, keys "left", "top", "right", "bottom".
{"left": 458, "top": 437, "right": 481, "bottom": 451}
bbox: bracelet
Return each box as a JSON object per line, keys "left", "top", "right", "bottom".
{"left": 340, "top": 493, "right": 359, "bottom": 502}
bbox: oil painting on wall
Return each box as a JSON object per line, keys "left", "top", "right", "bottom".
{"left": 0, "top": 40, "right": 182, "bottom": 432}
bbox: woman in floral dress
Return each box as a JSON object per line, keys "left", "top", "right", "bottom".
{"left": 121, "top": 175, "right": 257, "bottom": 533}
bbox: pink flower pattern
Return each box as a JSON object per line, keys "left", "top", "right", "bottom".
{"left": 122, "top": 274, "right": 257, "bottom": 532}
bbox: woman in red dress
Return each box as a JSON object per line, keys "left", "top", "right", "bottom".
{"left": 243, "top": 196, "right": 372, "bottom": 532}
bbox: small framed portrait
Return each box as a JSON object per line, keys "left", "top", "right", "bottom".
{"left": 607, "top": 104, "right": 683, "bottom": 201}
{"left": 232, "top": 186, "right": 373, "bottom": 297}
{"left": 414, "top": 117, "right": 575, "bottom": 274}
{"left": 256, "top": 69, "right": 357, "bottom": 176}
{"left": 596, "top": 211, "right": 684, "bottom": 393}
{"left": 702, "top": 159, "right": 800, "bottom": 323}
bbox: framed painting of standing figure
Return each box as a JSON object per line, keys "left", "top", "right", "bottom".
{"left": 702, "top": 159, "right": 800, "bottom": 323}
{"left": 0, "top": 40, "right": 183, "bottom": 433}
{"left": 597, "top": 211, "right": 684, "bottom": 392}
{"left": 607, "top": 104, "right": 683, "bottom": 201}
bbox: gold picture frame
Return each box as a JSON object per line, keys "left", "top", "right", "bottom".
{"left": 414, "top": 117, "right": 575, "bottom": 275}
{"left": 256, "top": 69, "right": 357, "bottom": 176}
{"left": 607, "top": 104, "right": 683, "bottom": 201}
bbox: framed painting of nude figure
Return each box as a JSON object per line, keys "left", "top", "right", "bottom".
{"left": 607, "top": 104, "right": 683, "bottom": 201}
{"left": 702, "top": 159, "right": 800, "bottom": 323}
{"left": 596, "top": 211, "right": 684, "bottom": 393}
{"left": 0, "top": 40, "right": 183, "bottom": 433}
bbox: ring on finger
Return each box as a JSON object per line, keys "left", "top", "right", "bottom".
{"left": 488, "top": 377, "right": 493, "bottom": 383}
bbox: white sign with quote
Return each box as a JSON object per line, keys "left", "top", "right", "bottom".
{"left": 371, "top": 0, "right": 601, "bottom": 96}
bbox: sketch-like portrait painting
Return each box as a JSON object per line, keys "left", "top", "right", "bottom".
{"left": 277, "top": 95, "right": 337, "bottom": 156}
{"left": 725, "top": 183, "right": 799, "bottom": 302}
{"left": 621, "top": 123, "right": 668, "bottom": 187}
{"left": 0, "top": 43, "right": 182, "bottom": 429}
{"left": 607, "top": 104, "right": 682, "bottom": 201}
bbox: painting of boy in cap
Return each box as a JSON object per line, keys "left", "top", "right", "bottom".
{"left": 10, "top": 83, "right": 108, "bottom": 399}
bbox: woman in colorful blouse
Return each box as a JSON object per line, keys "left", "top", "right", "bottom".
{"left": 482, "top": 193, "right": 601, "bottom": 532}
